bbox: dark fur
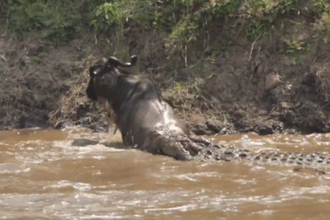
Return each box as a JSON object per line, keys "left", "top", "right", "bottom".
{"left": 86, "top": 55, "right": 188, "bottom": 152}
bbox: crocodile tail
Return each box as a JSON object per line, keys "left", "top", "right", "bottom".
{"left": 210, "top": 146, "right": 330, "bottom": 168}
{"left": 147, "top": 126, "right": 330, "bottom": 168}
{"left": 186, "top": 136, "right": 330, "bottom": 168}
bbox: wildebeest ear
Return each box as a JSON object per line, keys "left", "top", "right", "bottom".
{"left": 86, "top": 79, "right": 98, "bottom": 101}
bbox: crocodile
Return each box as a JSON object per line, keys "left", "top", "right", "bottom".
{"left": 147, "top": 125, "right": 330, "bottom": 168}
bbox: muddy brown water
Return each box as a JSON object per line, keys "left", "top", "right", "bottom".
{"left": 1, "top": 128, "right": 330, "bottom": 220}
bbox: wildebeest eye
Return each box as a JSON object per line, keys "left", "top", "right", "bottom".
{"left": 89, "top": 65, "right": 102, "bottom": 77}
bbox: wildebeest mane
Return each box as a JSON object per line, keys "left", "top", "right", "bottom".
{"left": 110, "top": 74, "right": 164, "bottom": 114}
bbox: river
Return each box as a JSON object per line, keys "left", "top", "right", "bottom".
{"left": 1, "top": 128, "right": 330, "bottom": 219}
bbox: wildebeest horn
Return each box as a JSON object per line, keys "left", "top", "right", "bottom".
{"left": 107, "top": 55, "right": 138, "bottom": 67}
{"left": 91, "top": 55, "right": 137, "bottom": 76}
{"left": 94, "top": 57, "right": 110, "bottom": 75}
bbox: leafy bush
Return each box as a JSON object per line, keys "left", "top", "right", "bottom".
{"left": 166, "top": 0, "right": 243, "bottom": 57}
{"left": 91, "top": 0, "right": 132, "bottom": 32}
{"left": 245, "top": 0, "right": 300, "bottom": 39}
{"left": 2, "top": 0, "right": 330, "bottom": 55}
{"left": 313, "top": 0, "right": 330, "bottom": 43}
{"left": 314, "top": 0, "right": 330, "bottom": 14}
{"left": 3, "top": 0, "right": 106, "bottom": 42}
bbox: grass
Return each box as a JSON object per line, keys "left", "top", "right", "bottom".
{"left": 283, "top": 38, "right": 311, "bottom": 64}
{"left": 2, "top": 0, "right": 330, "bottom": 57}
{"left": 2, "top": 0, "right": 330, "bottom": 129}
{"left": 1, "top": 0, "right": 105, "bottom": 42}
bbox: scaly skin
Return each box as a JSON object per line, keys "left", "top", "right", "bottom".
{"left": 148, "top": 126, "right": 330, "bottom": 168}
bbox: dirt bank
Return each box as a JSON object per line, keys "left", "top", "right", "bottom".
{"left": 1, "top": 0, "right": 330, "bottom": 135}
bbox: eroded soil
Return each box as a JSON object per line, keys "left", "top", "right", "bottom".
{"left": 1, "top": 11, "right": 330, "bottom": 135}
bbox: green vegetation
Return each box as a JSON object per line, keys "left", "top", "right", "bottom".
{"left": 1, "top": 0, "right": 105, "bottom": 41}
{"left": 315, "top": 8, "right": 330, "bottom": 43}
{"left": 283, "top": 39, "right": 311, "bottom": 64}
{"left": 2, "top": 0, "right": 330, "bottom": 130}
{"left": 1, "top": 0, "right": 330, "bottom": 79}
{"left": 244, "top": 0, "right": 301, "bottom": 39}
{"left": 2, "top": 0, "right": 330, "bottom": 52}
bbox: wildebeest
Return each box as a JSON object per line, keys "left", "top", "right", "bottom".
{"left": 86, "top": 55, "right": 190, "bottom": 157}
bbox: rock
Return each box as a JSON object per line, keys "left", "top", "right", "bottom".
{"left": 206, "top": 121, "right": 221, "bottom": 133}
{"left": 258, "top": 125, "right": 273, "bottom": 135}
{"left": 265, "top": 73, "right": 281, "bottom": 91}
{"left": 72, "top": 138, "right": 99, "bottom": 147}
{"left": 293, "top": 167, "right": 326, "bottom": 175}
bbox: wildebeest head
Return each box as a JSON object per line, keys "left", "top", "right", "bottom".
{"left": 86, "top": 55, "right": 137, "bottom": 101}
